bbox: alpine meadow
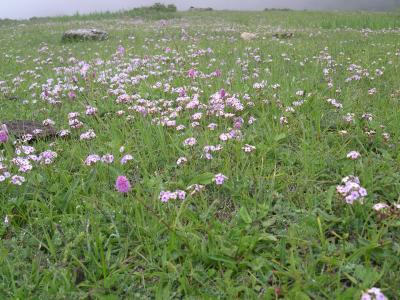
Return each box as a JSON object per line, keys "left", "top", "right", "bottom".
{"left": 1, "top": 5, "right": 400, "bottom": 299}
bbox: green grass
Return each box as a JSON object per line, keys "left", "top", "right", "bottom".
{"left": 1, "top": 9, "right": 400, "bottom": 299}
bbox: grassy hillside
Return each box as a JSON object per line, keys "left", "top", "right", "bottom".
{"left": 1, "top": 9, "right": 400, "bottom": 299}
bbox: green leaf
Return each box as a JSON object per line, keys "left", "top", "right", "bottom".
{"left": 258, "top": 233, "right": 277, "bottom": 242}
{"left": 239, "top": 206, "right": 252, "bottom": 224}
{"left": 188, "top": 172, "right": 214, "bottom": 185}
{"left": 274, "top": 133, "right": 287, "bottom": 142}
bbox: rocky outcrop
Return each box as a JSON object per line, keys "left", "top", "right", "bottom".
{"left": 62, "top": 29, "right": 108, "bottom": 42}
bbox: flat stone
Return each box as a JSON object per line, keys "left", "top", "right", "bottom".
{"left": 273, "top": 32, "right": 294, "bottom": 39}
{"left": 241, "top": 32, "right": 257, "bottom": 40}
{"left": 1, "top": 120, "right": 56, "bottom": 141}
{"left": 62, "top": 29, "right": 108, "bottom": 42}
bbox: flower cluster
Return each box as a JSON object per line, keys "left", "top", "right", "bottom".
{"left": 68, "top": 112, "right": 83, "bottom": 129}
{"left": 214, "top": 173, "right": 228, "bottom": 185}
{"left": 361, "top": 287, "right": 387, "bottom": 300}
{"left": 347, "top": 151, "right": 361, "bottom": 160}
{"left": 84, "top": 152, "right": 133, "bottom": 166}
{"left": 242, "top": 144, "right": 256, "bottom": 153}
{"left": 80, "top": 129, "right": 96, "bottom": 141}
{"left": 336, "top": 176, "right": 367, "bottom": 204}
{"left": 183, "top": 137, "right": 197, "bottom": 147}
{"left": 115, "top": 175, "right": 131, "bottom": 193}
{"left": 203, "top": 144, "right": 223, "bottom": 160}
{"left": 159, "top": 190, "right": 186, "bottom": 202}
{"left": 327, "top": 98, "right": 343, "bottom": 109}
{"left": 0, "top": 124, "right": 9, "bottom": 143}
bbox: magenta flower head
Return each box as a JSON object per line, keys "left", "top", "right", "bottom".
{"left": 115, "top": 175, "right": 131, "bottom": 193}
{"left": 0, "top": 124, "right": 9, "bottom": 144}
{"left": 187, "top": 69, "right": 197, "bottom": 78}
{"left": 219, "top": 88, "right": 226, "bottom": 98}
{"left": 117, "top": 45, "right": 125, "bottom": 56}
{"left": 347, "top": 151, "right": 361, "bottom": 160}
{"left": 68, "top": 91, "right": 76, "bottom": 100}
{"left": 214, "top": 173, "right": 228, "bottom": 185}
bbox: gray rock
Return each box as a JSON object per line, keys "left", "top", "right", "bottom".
{"left": 62, "top": 29, "right": 108, "bottom": 42}
{"left": 1, "top": 120, "right": 56, "bottom": 141}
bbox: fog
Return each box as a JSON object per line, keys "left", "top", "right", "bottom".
{"left": 1, "top": 0, "right": 399, "bottom": 19}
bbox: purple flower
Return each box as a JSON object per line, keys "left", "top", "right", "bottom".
{"left": 347, "top": 151, "right": 361, "bottom": 160}
{"left": 176, "top": 156, "right": 187, "bottom": 166}
{"left": 38, "top": 150, "right": 57, "bottom": 164}
{"left": 120, "top": 154, "right": 133, "bottom": 165}
{"left": 372, "top": 203, "right": 389, "bottom": 211}
{"left": 84, "top": 154, "right": 101, "bottom": 166}
{"left": 187, "top": 68, "right": 197, "bottom": 78}
{"left": 159, "top": 191, "right": 171, "bottom": 202}
{"left": 101, "top": 154, "right": 114, "bottom": 164}
{"left": 214, "top": 173, "right": 228, "bottom": 185}
{"left": 115, "top": 176, "right": 131, "bottom": 193}
{"left": 336, "top": 175, "right": 367, "bottom": 204}
{"left": 117, "top": 45, "right": 125, "bottom": 56}
{"left": 361, "top": 287, "right": 387, "bottom": 300}
{"left": 0, "top": 124, "right": 8, "bottom": 143}
{"left": 183, "top": 137, "right": 197, "bottom": 147}
{"left": 11, "top": 175, "right": 25, "bottom": 185}
{"left": 68, "top": 91, "right": 76, "bottom": 100}
{"left": 176, "top": 190, "right": 186, "bottom": 200}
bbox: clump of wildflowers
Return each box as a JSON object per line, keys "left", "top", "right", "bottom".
{"left": 347, "top": 151, "right": 361, "bottom": 160}
{"left": 115, "top": 175, "right": 131, "bottom": 193}
{"left": 373, "top": 203, "right": 389, "bottom": 211}
{"left": 183, "top": 137, "right": 197, "bottom": 147}
{"left": 85, "top": 105, "right": 97, "bottom": 116}
{"left": 159, "top": 189, "right": 186, "bottom": 202}
{"left": 336, "top": 176, "right": 367, "bottom": 204}
{"left": 80, "top": 130, "right": 96, "bottom": 141}
{"left": 361, "top": 287, "right": 387, "bottom": 300}
{"left": 42, "top": 119, "right": 55, "bottom": 126}
{"left": 11, "top": 175, "right": 25, "bottom": 185}
{"left": 0, "top": 124, "right": 8, "bottom": 143}
{"left": 84, "top": 154, "right": 101, "bottom": 166}
{"left": 38, "top": 150, "right": 57, "bottom": 164}
{"left": 214, "top": 173, "right": 228, "bottom": 185}
{"left": 242, "top": 144, "right": 256, "bottom": 153}
{"left": 327, "top": 98, "right": 343, "bottom": 109}
{"left": 101, "top": 154, "right": 114, "bottom": 164}
{"left": 186, "top": 184, "right": 205, "bottom": 196}
{"left": 176, "top": 156, "right": 187, "bottom": 166}
{"left": 120, "top": 154, "right": 133, "bottom": 164}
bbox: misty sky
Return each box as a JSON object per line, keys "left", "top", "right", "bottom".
{"left": 0, "top": 0, "right": 399, "bottom": 19}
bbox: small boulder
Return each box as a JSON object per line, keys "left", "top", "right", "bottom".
{"left": 240, "top": 32, "right": 257, "bottom": 41}
{"left": 1, "top": 120, "right": 56, "bottom": 141}
{"left": 62, "top": 29, "right": 108, "bottom": 42}
{"left": 273, "top": 32, "right": 294, "bottom": 39}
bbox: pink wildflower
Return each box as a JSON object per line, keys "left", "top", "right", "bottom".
{"left": 214, "top": 173, "right": 228, "bottom": 185}
{"left": 0, "top": 124, "right": 8, "bottom": 143}
{"left": 361, "top": 287, "right": 387, "bottom": 300}
{"left": 101, "top": 154, "right": 114, "bottom": 164}
{"left": 347, "top": 151, "right": 361, "bottom": 160}
{"left": 177, "top": 156, "right": 187, "bottom": 166}
{"left": 120, "top": 154, "right": 133, "bottom": 164}
{"left": 187, "top": 68, "right": 197, "bottom": 78}
{"left": 11, "top": 175, "right": 25, "bottom": 185}
{"left": 183, "top": 137, "right": 197, "bottom": 147}
{"left": 160, "top": 191, "right": 171, "bottom": 202}
{"left": 115, "top": 175, "right": 131, "bottom": 193}
{"left": 84, "top": 154, "right": 101, "bottom": 166}
{"left": 68, "top": 91, "right": 76, "bottom": 100}
{"left": 372, "top": 203, "right": 389, "bottom": 211}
